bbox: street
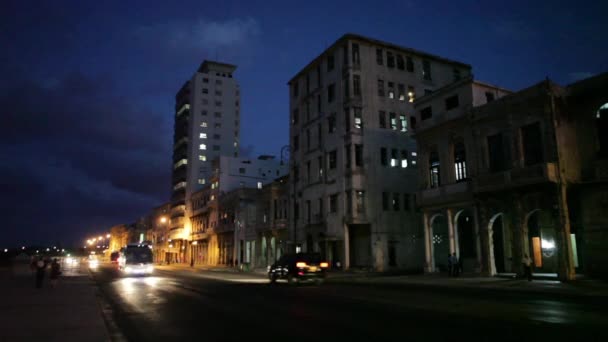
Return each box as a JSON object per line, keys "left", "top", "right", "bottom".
{"left": 90, "top": 264, "right": 608, "bottom": 341}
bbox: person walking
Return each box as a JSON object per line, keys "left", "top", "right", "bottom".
{"left": 522, "top": 254, "right": 533, "bottom": 281}
{"left": 34, "top": 257, "right": 46, "bottom": 289}
{"left": 50, "top": 258, "right": 61, "bottom": 288}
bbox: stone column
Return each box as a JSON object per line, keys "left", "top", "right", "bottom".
{"left": 478, "top": 203, "right": 495, "bottom": 276}
{"left": 556, "top": 184, "right": 576, "bottom": 281}
{"left": 343, "top": 223, "right": 350, "bottom": 270}
{"left": 423, "top": 211, "right": 433, "bottom": 273}
{"left": 473, "top": 205, "right": 482, "bottom": 273}
{"left": 510, "top": 196, "right": 524, "bottom": 276}
{"left": 446, "top": 208, "right": 456, "bottom": 255}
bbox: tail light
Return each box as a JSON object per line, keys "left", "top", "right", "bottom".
{"left": 296, "top": 262, "right": 307, "bottom": 268}
{"left": 320, "top": 262, "right": 329, "bottom": 268}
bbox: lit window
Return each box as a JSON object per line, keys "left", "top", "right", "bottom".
{"left": 408, "top": 86, "right": 415, "bottom": 103}
{"left": 257, "top": 182, "right": 262, "bottom": 189}
{"left": 400, "top": 115, "right": 407, "bottom": 132}
{"left": 234, "top": 141, "right": 238, "bottom": 147}
{"left": 390, "top": 113, "right": 397, "bottom": 130}
{"left": 412, "top": 152, "right": 417, "bottom": 156}
{"left": 401, "top": 150, "right": 408, "bottom": 168}
{"left": 199, "top": 144, "right": 206, "bottom": 150}
{"left": 174, "top": 159, "right": 188, "bottom": 169}
{"left": 199, "top": 155, "right": 206, "bottom": 161}
{"left": 198, "top": 179, "right": 206, "bottom": 185}
{"left": 201, "top": 122, "right": 208, "bottom": 127}
{"left": 200, "top": 133, "right": 207, "bottom": 139}
{"left": 210, "top": 195, "right": 215, "bottom": 200}
{"left": 391, "top": 149, "right": 398, "bottom": 167}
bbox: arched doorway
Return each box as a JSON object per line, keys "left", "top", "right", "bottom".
{"left": 455, "top": 209, "right": 476, "bottom": 272}
{"left": 526, "top": 209, "right": 558, "bottom": 274}
{"left": 430, "top": 214, "right": 449, "bottom": 272}
{"left": 489, "top": 213, "right": 507, "bottom": 274}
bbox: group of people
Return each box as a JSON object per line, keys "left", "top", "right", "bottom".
{"left": 30, "top": 256, "right": 61, "bottom": 289}
{"left": 447, "top": 253, "right": 462, "bottom": 277}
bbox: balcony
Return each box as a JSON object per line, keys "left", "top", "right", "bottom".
{"left": 474, "top": 162, "right": 558, "bottom": 193}
{"left": 418, "top": 180, "right": 473, "bottom": 207}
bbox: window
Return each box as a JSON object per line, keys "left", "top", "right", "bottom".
{"left": 215, "top": 101, "right": 222, "bottom": 107}
{"left": 327, "top": 53, "right": 335, "bottom": 71}
{"left": 391, "top": 149, "right": 398, "bottom": 167}
{"left": 328, "top": 150, "right": 337, "bottom": 169}
{"left": 215, "top": 122, "right": 221, "bottom": 128}
{"left": 292, "top": 109, "right": 299, "bottom": 125}
{"left": 328, "top": 83, "right": 335, "bottom": 102}
{"left": 345, "top": 144, "right": 351, "bottom": 168}
{"left": 355, "top": 191, "right": 365, "bottom": 213}
{"left": 429, "top": 150, "right": 440, "bottom": 188}
{"left": 330, "top": 194, "right": 338, "bottom": 213}
{"left": 293, "top": 166, "right": 300, "bottom": 183}
{"left": 445, "top": 95, "right": 459, "bottom": 110}
{"left": 355, "top": 144, "right": 363, "bottom": 167}
{"left": 293, "top": 82, "right": 299, "bottom": 98}
{"left": 200, "top": 133, "right": 207, "bottom": 139}
{"left": 318, "top": 198, "right": 324, "bottom": 217}
{"left": 392, "top": 193, "right": 400, "bottom": 211}
{"left": 199, "top": 144, "right": 207, "bottom": 150}
{"left": 381, "top": 147, "right": 388, "bottom": 166}
{"left": 213, "top": 134, "right": 220, "bottom": 140}
{"left": 382, "top": 192, "right": 390, "bottom": 211}
{"left": 376, "top": 48, "right": 383, "bottom": 65}
{"left": 318, "top": 156, "right": 323, "bottom": 181}
{"left": 215, "top": 79, "right": 222, "bottom": 85}
{"left": 202, "top": 88, "right": 208, "bottom": 94}
{"left": 328, "top": 114, "right": 336, "bottom": 133}
{"left": 379, "top": 111, "right": 387, "bottom": 128}
{"left": 388, "top": 242, "right": 397, "bottom": 267}
{"left": 521, "top": 122, "right": 543, "bottom": 166}
{"left": 410, "top": 116, "right": 417, "bottom": 130}
{"left": 401, "top": 150, "right": 408, "bottom": 168}
{"left": 199, "top": 155, "right": 206, "bottom": 161}
{"left": 352, "top": 43, "right": 360, "bottom": 65}
{"left": 202, "top": 110, "right": 208, "bottom": 116}
{"left": 387, "top": 51, "right": 395, "bottom": 68}
{"left": 398, "top": 84, "right": 405, "bottom": 101}
{"left": 406, "top": 56, "right": 414, "bottom": 72}
{"left": 487, "top": 133, "right": 507, "bottom": 172}
{"left": 294, "top": 201, "right": 299, "bottom": 220}
{"left": 403, "top": 194, "right": 410, "bottom": 212}
{"left": 201, "top": 122, "right": 208, "bottom": 127}
{"left": 213, "top": 145, "right": 220, "bottom": 151}
{"left": 239, "top": 167, "right": 246, "bottom": 174}
{"left": 453, "top": 68, "right": 461, "bottom": 82}
{"left": 421, "top": 106, "right": 432, "bottom": 120}
{"left": 408, "top": 86, "right": 416, "bottom": 103}
{"left": 397, "top": 55, "right": 404, "bottom": 70}
{"left": 485, "top": 92, "right": 495, "bottom": 102}
{"left": 400, "top": 114, "right": 407, "bottom": 132}
{"left": 203, "top": 78, "right": 209, "bottom": 83}
{"left": 454, "top": 142, "right": 467, "bottom": 181}
{"left": 378, "top": 79, "right": 385, "bottom": 97}
{"left": 390, "top": 112, "right": 397, "bottom": 130}
{"left": 354, "top": 108, "right": 362, "bottom": 129}
{"left": 215, "top": 90, "right": 222, "bottom": 96}
{"left": 422, "top": 60, "right": 432, "bottom": 80}
{"left": 388, "top": 82, "right": 395, "bottom": 99}
{"left": 293, "top": 135, "right": 299, "bottom": 151}
{"left": 215, "top": 112, "right": 222, "bottom": 118}
{"left": 202, "top": 99, "right": 208, "bottom": 105}
{"left": 353, "top": 75, "right": 361, "bottom": 96}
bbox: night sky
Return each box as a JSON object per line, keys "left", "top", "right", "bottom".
{"left": 1, "top": 0, "right": 607, "bottom": 247}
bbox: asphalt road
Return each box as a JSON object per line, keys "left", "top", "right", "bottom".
{"left": 91, "top": 264, "right": 608, "bottom": 341}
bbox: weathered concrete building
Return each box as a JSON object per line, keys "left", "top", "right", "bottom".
{"left": 415, "top": 72, "right": 608, "bottom": 280}
{"left": 288, "top": 33, "right": 472, "bottom": 271}
{"left": 254, "top": 175, "right": 289, "bottom": 268}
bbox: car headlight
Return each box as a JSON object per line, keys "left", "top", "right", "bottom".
{"left": 146, "top": 266, "right": 154, "bottom": 273}
{"left": 124, "top": 266, "right": 132, "bottom": 273}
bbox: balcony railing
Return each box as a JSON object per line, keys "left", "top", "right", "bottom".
{"left": 474, "top": 162, "right": 558, "bottom": 192}
{"left": 418, "top": 180, "right": 472, "bottom": 207}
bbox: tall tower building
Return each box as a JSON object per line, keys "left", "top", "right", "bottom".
{"left": 170, "top": 61, "right": 240, "bottom": 248}
{"left": 288, "top": 34, "right": 471, "bottom": 271}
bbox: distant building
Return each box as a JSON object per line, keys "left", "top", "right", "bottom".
{"left": 147, "top": 202, "right": 171, "bottom": 264}
{"left": 288, "top": 33, "right": 472, "bottom": 271}
{"left": 414, "top": 72, "right": 608, "bottom": 280}
{"left": 254, "top": 175, "right": 289, "bottom": 268}
{"left": 170, "top": 61, "right": 241, "bottom": 255}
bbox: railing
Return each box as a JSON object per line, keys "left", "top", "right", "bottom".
{"left": 474, "top": 162, "right": 558, "bottom": 192}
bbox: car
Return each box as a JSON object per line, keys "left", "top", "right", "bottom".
{"left": 268, "top": 253, "right": 328, "bottom": 285}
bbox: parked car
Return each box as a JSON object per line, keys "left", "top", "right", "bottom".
{"left": 268, "top": 253, "right": 328, "bottom": 285}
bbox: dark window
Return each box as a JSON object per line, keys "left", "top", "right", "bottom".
{"left": 328, "top": 150, "right": 337, "bottom": 169}
{"left": 421, "top": 107, "right": 433, "bottom": 120}
{"left": 454, "top": 141, "right": 467, "bottom": 181}
{"left": 355, "top": 144, "right": 363, "bottom": 167}
{"left": 387, "top": 51, "right": 395, "bottom": 68}
{"left": 239, "top": 167, "right": 246, "bottom": 174}
{"left": 328, "top": 83, "right": 335, "bottom": 103}
{"left": 328, "top": 114, "right": 336, "bottom": 133}
{"left": 293, "top": 135, "right": 299, "bottom": 151}
{"left": 379, "top": 111, "right": 387, "bottom": 128}
{"left": 453, "top": 68, "right": 461, "bottom": 82}
{"left": 353, "top": 75, "right": 361, "bottom": 96}
{"left": 345, "top": 144, "right": 351, "bottom": 168}
{"left": 327, "top": 54, "right": 335, "bottom": 71}
{"left": 445, "top": 95, "right": 459, "bottom": 110}
{"left": 397, "top": 55, "right": 404, "bottom": 70}
{"left": 293, "top": 166, "right": 300, "bottom": 183}
{"left": 380, "top": 147, "right": 388, "bottom": 166}
{"left": 410, "top": 116, "right": 417, "bottom": 130}
{"left": 422, "top": 60, "right": 432, "bottom": 80}
{"left": 329, "top": 194, "right": 338, "bottom": 213}
{"left": 318, "top": 198, "right": 323, "bottom": 217}
{"left": 429, "top": 150, "right": 440, "bottom": 188}
{"left": 406, "top": 56, "right": 414, "bottom": 72}
{"left": 487, "top": 133, "right": 508, "bottom": 172}
{"left": 521, "top": 122, "right": 543, "bottom": 166}
{"left": 485, "top": 92, "right": 495, "bottom": 102}
{"left": 388, "top": 242, "right": 397, "bottom": 266}
{"left": 352, "top": 43, "right": 360, "bottom": 65}
{"left": 393, "top": 193, "right": 400, "bottom": 211}
{"left": 378, "top": 79, "right": 385, "bottom": 97}
{"left": 403, "top": 193, "right": 410, "bottom": 211}
{"left": 214, "top": 112, "right": 221, "bottom": 118}
{"left": 292, "top": 109, "right": 299, "bottom": 125}
{"left": 355, "top": 191, "right": 365, "bottom": 213}
{"left": 376, "top": 48, "right": 383, "bottom": 65}
{"left": 202, "top": 88, "right": 208, "bottom": 94}
{"left": 382, "top": 192, "right": 389, "bottom": 211}
{"left": 294, "top": 201, "right": 299, "bottom": 220}
{"left": 203, "top": 78, "right": 209, "bottom": 83}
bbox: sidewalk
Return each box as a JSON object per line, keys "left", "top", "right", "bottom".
{"left": 0, "top": 263, "right": 109, "bottom": 342}
{"left": 156, "top": 263, "right": 608, "bottom": 299}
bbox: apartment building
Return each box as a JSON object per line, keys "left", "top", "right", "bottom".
{"left": 288, "top": 33, "right": 472, "bottom": 271}
{"left": 170, "top": 61, "right": 241, "bottom": 256}
{"left": 254, "top": 175, "right": 289, "bottom": 268}
{"left": 415, "top": 72, "right": 608, "bottom": 280}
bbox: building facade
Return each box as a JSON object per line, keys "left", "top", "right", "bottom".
{"left": 170, "top": 61, "right": 241, "bottom": 255}
{"left": 288, "top": 33, "right": 472, "bottom": 271}
{"left": 415, "top": 72, "right": 608, "bottom": 280}
{"left": 254, "top": 175, "right": 289, "bottom": 268}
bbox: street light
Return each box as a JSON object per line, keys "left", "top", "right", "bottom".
{"left": 160, "top": 216, "right": 167, "bottom": 223}
{"left": 106, "top": 234, "right": 111, "bottom": 238}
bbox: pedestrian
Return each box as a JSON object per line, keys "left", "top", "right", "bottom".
{"left": 34, "top": 257, "right": 46, "bottom": 289}
{"left": 50, "top": 258, "right": 61, "bottom": 288}
{"left": 452, "top": 253, "right": 460, "bottom": 277}
{"left": 522, "top": 254, "right": 533, "bottom": 281}
{"left": 447, "top": 254, "right": 453, "bottom": 276}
